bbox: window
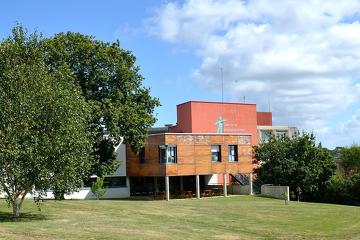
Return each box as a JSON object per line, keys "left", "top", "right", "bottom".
{"left": 228, "top": 145, "right": 238, "bottom": 162}
{"left": 260, "top": 130, "right": 271, "bottom": 141}
{"left": 276, "top": 131, "right": 287, "bottom": 139}
{"left": 103, "top": 177, "right": 127, "bottom": 188}
{"left": 211, "top": 145, "right": 221, "bottom": 162}
{"left": 83, "top": 176, "right": 127, "bottom": 188}
{"left": 159, "top": 145, "right": 177, "bottom": 163}
{"left": 139, "top": 147, "right": 145, "bottom": 164}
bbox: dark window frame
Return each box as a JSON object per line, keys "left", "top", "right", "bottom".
{"left": 139, "top": 147, "right": 145, "bottom": 164}
{"left": 211, "top": 145, "right": 221, "bottom": 162}
{"left": 159, "top": 145, "right": 177, "bottom": 164}
{"left": 228, "top": 145, "right": 238, "bottom": 162}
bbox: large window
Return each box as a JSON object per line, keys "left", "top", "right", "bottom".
{"left": 228, "top": 145, "right": 238, "bottom": 162}
{"left": 211, "top": 145, "right": 221, "bottom": 162}
{"left": 84, "top": 176, "right": 127, "bottom": 188}
{"left": 159, "top": 145, "right": 177, "bottom": 164}
{"left": 103, "top": 177, "right": 127, "bottom": 188}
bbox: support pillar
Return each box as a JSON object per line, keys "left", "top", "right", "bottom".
{"left": 223, "top": 173, "right": 228, "bottom": 197}
{"left": 180, "top": 176, "right": 184, "bottom": 191}
{"left": 196, "top": 175, "right": 200, "bottom": 199}
{"left": 249, "top": 173, "right": 253, "bottom": 195}
{"left": 165, "top": 176, "right": 170, "bottom": 201}
{"left": 154, "top": 177, "right": 158, "bottom": 196}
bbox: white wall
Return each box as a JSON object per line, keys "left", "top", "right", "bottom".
{"left": 261, "top": 184, "right": 289, "bottom": 201}
{"left": 111, "top": 144, "right": 126, "bottom": 176}
{"left": 205, "top": 174, "right": 218, "bottom": 185}
{"left": 0, "top": 143, "right": 131, "bottom": 200}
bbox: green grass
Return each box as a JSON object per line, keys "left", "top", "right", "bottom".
{"left": 0, "top": 196, "right": 359, "bottom": 240}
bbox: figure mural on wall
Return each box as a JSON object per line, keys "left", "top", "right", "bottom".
{"left": 215, "top": 116, "right": 226, "bottom": 133}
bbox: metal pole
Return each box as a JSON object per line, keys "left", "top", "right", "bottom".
{"left": 223, "top": 174, "right": 228, "bottom": 197}
{"left": 196, "top": 175, "right": 200, "bottom": 199}
{"left": 165, "top": 176, "right": 170, "bottom": 201}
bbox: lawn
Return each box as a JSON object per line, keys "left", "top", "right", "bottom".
{"left": 0, "top": 196, "right": 359, "bottom": 240}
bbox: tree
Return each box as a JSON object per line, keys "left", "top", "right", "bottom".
{"left": 42, "top": 33, "right": 160, "bottom": 177}
{"left": 91, "top": 178, "right": 107, "bottom": 200}
{"left": 341, "top": 145, "right": 360, "bottom": 175}
{"left": 254, "top": 132, "right": 336, "bottom": 201}
{"left": 0, "top": 26, "right": 93, "bottom": 217}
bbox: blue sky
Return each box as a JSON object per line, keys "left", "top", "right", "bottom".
{"left": 1, "top": 0, "right": 360, "bottom": 149}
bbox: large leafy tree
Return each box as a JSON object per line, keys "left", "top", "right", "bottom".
{"left": 42, "top": 33, "right": 160, "bottom": 177}
{"left": 0, "top": 26, "right": 93, "bottom": 217}
{"left": 254, "top": 132, "right": 336, "bottom": 200}
{"left": 341, "top": 145, "right": 360, "bottom": 175}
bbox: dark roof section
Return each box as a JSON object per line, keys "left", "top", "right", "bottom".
{"left": 177, "top": 100, "right": 257, "bottom": 107}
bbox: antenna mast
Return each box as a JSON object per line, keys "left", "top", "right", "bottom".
{"left": 221, "top": 67, "right": 224, "bottom": 103}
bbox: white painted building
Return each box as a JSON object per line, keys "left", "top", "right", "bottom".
{"left": 0, "top": 143, "right": 130, "bottom": 200}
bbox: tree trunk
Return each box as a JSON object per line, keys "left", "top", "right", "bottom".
{"left": 12, "top": 198, "right": 21, "bottom": 217}
{"left": 12, "top": 191, "right": 27, "bottom": 218}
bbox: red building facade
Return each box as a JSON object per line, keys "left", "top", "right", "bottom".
{"left": 169, "top": 101, "right": 272, "bottom": 144}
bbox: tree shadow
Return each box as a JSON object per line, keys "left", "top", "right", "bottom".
{"left": 0, "top": 211, "right": 46, "bottom": 222}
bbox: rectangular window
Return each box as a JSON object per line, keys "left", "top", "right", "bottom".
{"left": 228, "top": 145, "right": 238, "bottom": 162}
{"left": 276, "top": 131, "right": 287, "bottom": 139}
{"left": 211, "top": 145, "right": 221, "bottom": 162}
{"left": 260, "top": 130, "right": 271, "bottom": 141}
{"left": 103, "top": 177, "right": 127, "bottom": 188}
{"left": 159, "top": 145, "right": 177, "bottom": 164}
{"left": 139, "top": 147, "right": 145, "bottom": 164}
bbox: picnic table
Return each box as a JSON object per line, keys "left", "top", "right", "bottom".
{"left": 181, "top": 190, "right": 193, "bottom": 198}
{"left": 201, "top": 189, "right": 214, "bottom": 197}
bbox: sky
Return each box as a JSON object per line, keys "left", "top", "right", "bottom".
{"left": 1, "top": 0, "right": 360, "bottom": 149}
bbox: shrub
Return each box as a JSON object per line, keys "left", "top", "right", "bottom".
{"left": 91, "top": 178, "right": 107, "bottom": 200}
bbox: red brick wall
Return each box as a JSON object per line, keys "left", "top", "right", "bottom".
{"left": 257, "top": 112, "right": 272, "bottom": 126}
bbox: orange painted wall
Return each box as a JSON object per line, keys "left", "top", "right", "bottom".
{"left": 170, "top": 101, "right": 259, "bottom": 144}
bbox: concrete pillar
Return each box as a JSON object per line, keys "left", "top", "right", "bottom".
{"left": 196, "top": 175, "right": 200, "bottom": 199}
{"left": 180, "top": 176, "right": 184, "bottom": 191}
{"left": 249, "top": 173, "right": 253, "bottom": 195}
{"left": 223, "top": 173, "right": 228, "bottom": 197}
{"left": 154, "top": 177, "right": 158, "bottom": 196}
{"left": 165, "top": 176, "right": 170, "bottom": 201}
{"left": 126, "top": 176, "right": 130, "bottom": 188}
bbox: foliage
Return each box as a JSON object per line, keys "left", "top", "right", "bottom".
{"left": 42, "top": 33, "right": 160, "bottom": 177}
{"left": 254, "top": 132, "right": 336, "bottom": 201}
{"left": 320, "top": 173, "right": 360, "bottom": 206}
{"left": 91, "top": 178, "right": 107, "bottom": 200}
{"left": 0, "top": 26, "right": 93, "bottom": 217}
{"left": 341, "top": 145, "right": 360, "bottom": 175}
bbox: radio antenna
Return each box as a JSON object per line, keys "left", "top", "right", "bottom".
{"left": 221, "top": 67, "right": 224, "bottom": 103}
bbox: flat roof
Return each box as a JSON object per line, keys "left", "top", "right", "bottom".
{"left": 148, "top": 132, "right": 253, "bottom": 137}
{"left": 177, "top": 100, "right": 257, "bottom": 107}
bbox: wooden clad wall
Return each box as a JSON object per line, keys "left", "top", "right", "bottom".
{"left": 126, "top": 134, "right": 253, "bottom": 177}
{"left": 126, "top": 134, "right": 166, "bottom": 176}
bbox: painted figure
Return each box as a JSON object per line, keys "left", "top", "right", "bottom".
{"left": 215, "top": 116, "right": 226, "bottom": 133}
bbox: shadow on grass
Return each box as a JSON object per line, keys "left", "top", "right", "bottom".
{"left": 0, "top": 211, "right": 46, "bottom": 222}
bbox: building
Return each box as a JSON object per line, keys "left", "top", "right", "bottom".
{"left": 15, "top": 100, "right": 296, "bottom": 200}
{"left": 127, "top": 101, "right": 296, "bottom": 200}
{"left": 257, "top": 125, "right": 298, "bottom": 142}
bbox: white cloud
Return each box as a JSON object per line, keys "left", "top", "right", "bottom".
{"left": 148, "top": 0, "right": 360, "bottom": 147}
{"left": 318, "top": 109, "right": 360, "bottom": 148}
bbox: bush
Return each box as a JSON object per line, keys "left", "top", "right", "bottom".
{"left": 321, "top": 173, "right": 360, "bottom": 206}
{"left": 91, "top": 178, "right": 107, "bottom": 200}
